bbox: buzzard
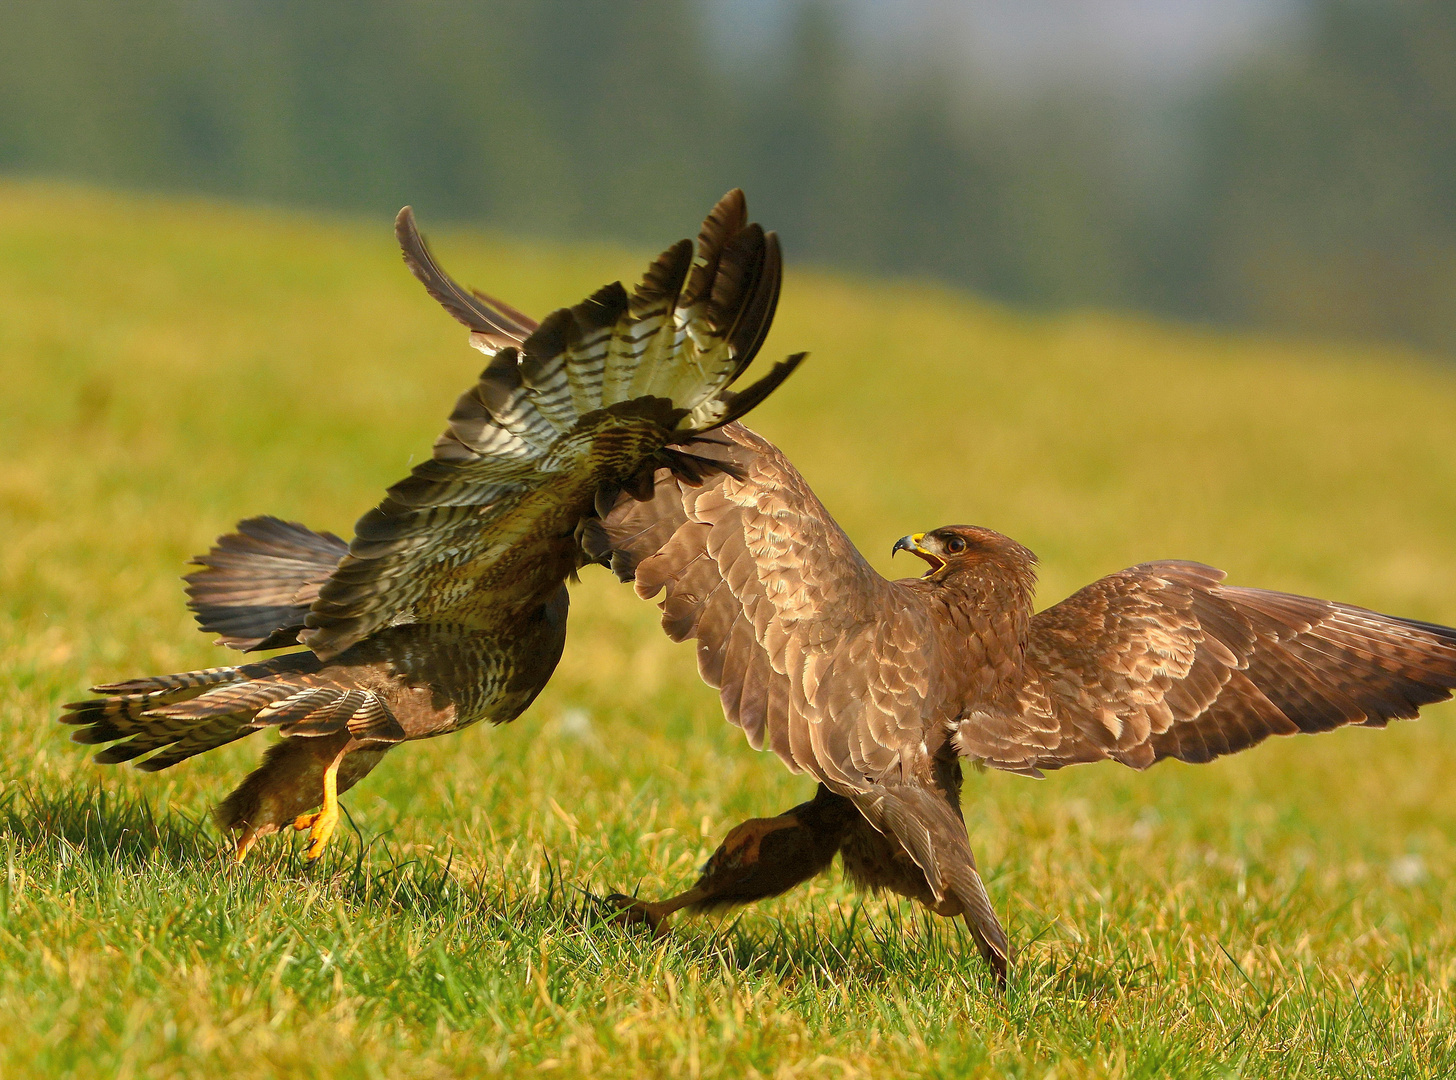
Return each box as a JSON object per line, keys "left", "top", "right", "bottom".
{"left": 62, "top": 191, "right": 802, "bottom": 861}
{"left": 590, "top": 423, "right": 1456, "bottom": 981}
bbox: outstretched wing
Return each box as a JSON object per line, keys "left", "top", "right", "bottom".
{"left": 600, "top": 423, "right": 938, "bottom": 788}
{"left": 955, "top": 560, "right": 1456, "bottom": 774}
{"left": 302, "top": 191, "right": 803, "bottom": 661}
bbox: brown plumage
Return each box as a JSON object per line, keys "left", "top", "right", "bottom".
{"left": 595, "top": 423, "right": 1456, "bottom": 981}
{"left": 61, "top": 191, "right": 802, "bottom": 861}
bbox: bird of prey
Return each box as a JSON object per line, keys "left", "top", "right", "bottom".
{"left": 61, "top": 191, "right": 802, "bottom": 861}
{"left": 589, "top": 422, "right": 1456, "bottom": 981}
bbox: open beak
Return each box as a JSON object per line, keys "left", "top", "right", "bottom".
{"left": 891, "top": 533, "right": 944, "bottom": 575}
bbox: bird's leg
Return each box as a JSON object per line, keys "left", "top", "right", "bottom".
{"left": 605, "top": 881, "right": 719, "bottom": 938}
{"left": 292, "top": 743, "right": 347, "bottom": 860}
{"left": 218, "top": 733, "right": 367, "bottom": 863}
{"left": 608, "top": 785, "right": 855, "bottom": 934}
{"left": 233, "top": 824, "right": 261, "bottom": 863}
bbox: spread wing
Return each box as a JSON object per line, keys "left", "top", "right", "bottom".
{"left": 302, "top": 191, "right": 803, "bottom": 661}
{"left": 600, "top": 424, "right": 1011, "bottom": 970}
{"left": 955, "top": 561, "right": 1456, "bottom": 774}
{"left": 600, "top": 423, "right": 938, "bottom": 789}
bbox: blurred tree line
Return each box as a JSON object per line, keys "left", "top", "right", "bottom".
{"left": 1, "top": 0, "right": 1452, "bottom": 349}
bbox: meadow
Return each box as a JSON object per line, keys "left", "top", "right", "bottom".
{"left": 1, "top": 181, "right": 1454, "bottom": 1078}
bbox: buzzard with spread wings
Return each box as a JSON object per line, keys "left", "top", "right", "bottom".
{"left": 62, "top": 191, "right": 802, "bottom": 861}
{"left": 589, "top": 423, "right": 1456, "bottom": 981}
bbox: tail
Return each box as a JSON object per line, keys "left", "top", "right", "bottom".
{"left": 849, "top": 785, "right": 1011, "bottom": 983}
{"left": 61, "top": 666, "right": 256, "bottom": 769}
{"left": 184, "top": 516, "right": 348, "bottom": 651}
{"left": 60, "top": 651, "right": 403, "bottom": 773}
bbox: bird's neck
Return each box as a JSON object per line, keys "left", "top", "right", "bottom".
{"left": 922, "top": 563, "right": 1038, "bottom": 689}
{"left": 941, "top": 552, "right": 1036, "bottom": 610}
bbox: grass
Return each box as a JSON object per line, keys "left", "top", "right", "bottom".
{"left": 1, "top": 179, "right": 1455, "bottom": 1078}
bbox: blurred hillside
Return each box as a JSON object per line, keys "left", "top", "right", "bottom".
{"left": 1, "top": 0, "right": 1453, "bottom": 350}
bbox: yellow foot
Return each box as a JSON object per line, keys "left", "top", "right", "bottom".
{"left": 294, "top": 804, "right": 339, "bottom": 861}
{"left": 294, "top": 745, "right": 344, "bottom": 861}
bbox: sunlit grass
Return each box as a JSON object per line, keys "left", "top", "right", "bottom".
{"left": 1, "top": 180, "right": 1454, "bottom": 1077}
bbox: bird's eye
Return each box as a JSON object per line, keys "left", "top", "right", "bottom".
{"left": 944, "top": 536, "right": 967, "bottom": 554}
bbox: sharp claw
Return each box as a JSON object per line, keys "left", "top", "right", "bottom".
{"left": 302, "top": 750, "right": 343, "bottom": 860}
{"left": 303, "top": 807, "right": 338, "bottom": 861}
{"left": 233, "top": 826, "right": 258, "bottom": 863}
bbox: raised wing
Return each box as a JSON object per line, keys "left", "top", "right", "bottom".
{"left": 600, "top": 423, "right": 938, "bottom": 789}
{"left": 955, "top": 560, "right": 1456, "bottom": 774}
{"left": 302, "top": 191, "right": 803, "bottom": 661}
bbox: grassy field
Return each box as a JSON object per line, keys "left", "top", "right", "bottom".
{"left": 1, "top": 180, "right": 1455, "bottom": 1078}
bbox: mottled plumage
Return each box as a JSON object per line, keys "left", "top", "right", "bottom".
{"left": 597, "top": 423, "right": 1456, "bottom": 981}
{"left": 62, "top": 191, "right": 801, "bottom": 859}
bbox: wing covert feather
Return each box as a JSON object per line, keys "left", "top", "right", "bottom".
{"left": 955, "top": 561, "right": 1456, "bottom": 773}
{"left": 604, "top": 423, "right": 935, "bottom": 786}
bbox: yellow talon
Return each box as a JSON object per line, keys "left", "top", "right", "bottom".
{"left": 301, "top": 751, "right": 342, "bottom": 861}
{"left": 304, "top": 807, "right": 339, "bottom": 860}
{"left": 234, "top": 825, "right": 259, "bottom": 863}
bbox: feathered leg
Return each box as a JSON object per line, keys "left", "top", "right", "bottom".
{"left": 217, "top": 734, "right": 388, "bottom": 861}
{"left": 608, "top": 785, "right": 855, "bottom": 933}
{"left": 292, "top": 744, "right": 345, "bottom": 859}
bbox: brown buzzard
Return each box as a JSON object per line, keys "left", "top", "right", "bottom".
{"left": 591, "top": 423, "right": 1456, "bottom": 981}
{"left": 62, "top": 191, "right": 802, "bottom": 861}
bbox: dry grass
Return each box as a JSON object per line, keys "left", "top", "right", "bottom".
{"left": 1, "top": 180, "right": 1454, "bottom": 1077}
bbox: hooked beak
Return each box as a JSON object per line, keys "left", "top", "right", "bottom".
{"left": 892, "top": 533, "right": 944, "bottom": 575}
{"left": 891, "top": 533, "right": 922, "bottom": 557}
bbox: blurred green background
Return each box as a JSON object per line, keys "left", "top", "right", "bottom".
{"left": 3, "top": 0, "right": 1453, "bottom": 350}
{"left": 4, "top": 4, "right": 1456, "bottom": 1073}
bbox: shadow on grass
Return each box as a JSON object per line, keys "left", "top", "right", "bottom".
{"left": 8, "top": 787, "right": 1456, "bottom": 1079}
{"left": 0, "top": 780, "right": 631, "bottom": 929}
{"left": 0, "top": 782, "right": 217, "bottom": 869}
{"left": 0, "top": 781, "right": 1147, "bottom": 1001}
{"left": 688, "top": 905, "right": 1161, "bottom": 1002}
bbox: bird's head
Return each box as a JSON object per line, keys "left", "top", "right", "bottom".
{"left": 891, "top": 525, "right": 1037, "bottom": 583}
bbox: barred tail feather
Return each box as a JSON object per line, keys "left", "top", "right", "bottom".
{"left": 58, "top": 651, "right": 400, "bottom": 771}
{"left": 62, "top": 665, "right": 252, "bottom": 765}
{"left": 86, "top": 666, "right": 244, "bottom": 700}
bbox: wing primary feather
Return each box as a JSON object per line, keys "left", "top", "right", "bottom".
{"left": 684, "top": 353, "right": 807, "bottom": 433}
{"left": 395, "top": 207, "right": 533, "bottom": 350}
